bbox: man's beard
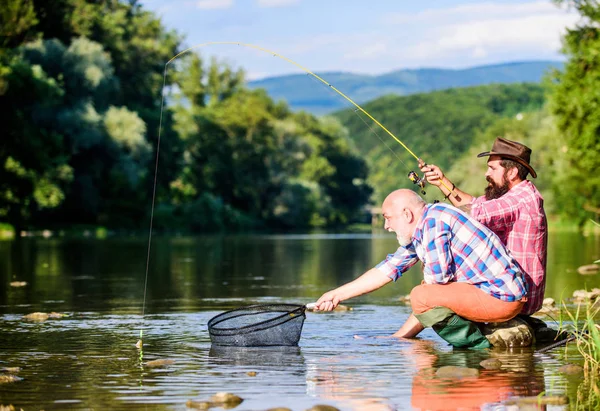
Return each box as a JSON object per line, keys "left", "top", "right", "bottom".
{"left": 484, "top": 175, "right": 510, "bottom": 200}
{"left": 397, "top": 233, "right": 412, "bottom": 247}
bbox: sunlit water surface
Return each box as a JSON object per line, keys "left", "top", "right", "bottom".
{"left": 0, "top": 231, "right": 598, "bottom": 410}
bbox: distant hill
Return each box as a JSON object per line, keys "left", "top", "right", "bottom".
{"left": 332, "top": 82, "right": 547, "bottom": 203}
{"left": 248, "top": 61, "right": 562, "bottom": 114}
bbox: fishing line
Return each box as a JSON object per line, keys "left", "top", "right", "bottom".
{"left": 302, "top": 73, "right": 411, "bottom": 168}
{"left": 138, "top": 41, "right": 447, "bottom": 345}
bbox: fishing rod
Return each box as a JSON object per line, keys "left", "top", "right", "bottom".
{"left": 137, "top": 42, "right": 448, "bottom": 348}
{"left": 164, "top": 41, "right": 452, "bottom": 195}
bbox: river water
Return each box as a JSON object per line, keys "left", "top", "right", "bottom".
{"left": 0, "top": 230, "right": 599, "bottom": 410}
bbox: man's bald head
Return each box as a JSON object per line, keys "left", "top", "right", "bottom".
{"left": 382, "top": 189, "right": 426, "bottom": 212}
{"left": 381, "top": 189, "right": 426, "bottom": 246}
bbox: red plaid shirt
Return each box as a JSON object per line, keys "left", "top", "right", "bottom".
{"left": 471, "top": 180, "right": 547, "bottom": 315}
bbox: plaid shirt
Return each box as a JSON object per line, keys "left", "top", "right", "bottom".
{"left": 471, "top": 180, "right": 547, "bottom": 315}
{"left": 376, "top": 203, "right": 527, "bottom": 302}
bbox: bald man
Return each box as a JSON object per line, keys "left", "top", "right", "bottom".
{"left": 315, "top": 189, "right": 528, "bottom": 349}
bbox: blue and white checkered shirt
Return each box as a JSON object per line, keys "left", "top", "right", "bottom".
{"left": 376, "top": 203, "right": 527, "bottom": 302}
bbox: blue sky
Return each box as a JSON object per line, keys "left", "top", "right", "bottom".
{"left": 140, "top": 0, "right": 579, "bottom": 79}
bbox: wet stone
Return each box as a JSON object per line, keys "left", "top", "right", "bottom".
{"left": 0, "top": 405, "right": 22, "bottom": 411}
{"left": 479, "top": 358, "right": 502, "bottom": 370}
{"left": 482, "top": 318, "right": 534, "bottom": 348}
{"left": 573, "top": 288, "right": 600, "bottom": 301}
{"left": 209, "top": 392, "right": 243, "bottom": 408}
{"left": 577, "top": 264, "right": 599, "bottom": 275}
{"left": 145, "top": 359, "right": 175, "bottom": 368}
{"left": 186, "top": 400, "right": 212, "bottom": 410}
{"left": 1, "top": 368, "right": 20, "bottom": 374}
{"left": 0, "top": 375, "right": 23, "bottom": 384}
{"left": 558, "top": 364, "right": 583, "bottom": 375}
{"left": 265, "top": 408, "right": 292, "bottom": 411}
{"left": 305, "top": 406, "right": 340, "bottom": 411}
{"left": 246, "top": 371, "right": 257, "bottom": 377}
{"left": 22, "top": 312, "right": 48, "bottom": 321}
{"left": 435, "top": 366, "right": 479, "bottom": 379}
{"left": 542, "top": 297, "right": 555, "bottom": 306}
{"left": 22, "top": 312, "right": 66, "bottom": 321}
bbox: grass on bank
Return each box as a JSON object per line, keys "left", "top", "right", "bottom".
{"left": 558, "top": 296, "right": 600, "bottom": 409}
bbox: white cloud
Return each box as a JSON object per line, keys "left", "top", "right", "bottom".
{"left": 406, "top": 13, "right": 578, "bottom": 63}
{"left": 196, "top": 0, "right": 233, "bottom": 10}
{"left": 383, "top": 1, "right": 568, "bottom": 25}
{"left": 344, "top": 42, "right": 388, "bottom": 60}
{"left": 257, "top": 0, "right": 300, "bottom": 7}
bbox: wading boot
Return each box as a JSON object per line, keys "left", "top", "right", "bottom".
{"left": 415, "top": 307, "right": 491, "bottom": 349}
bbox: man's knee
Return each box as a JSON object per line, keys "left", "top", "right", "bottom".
{"left": 410, "top": 284, "right": 429, "bottom": 314}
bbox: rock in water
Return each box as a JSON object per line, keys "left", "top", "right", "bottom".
{"left": 482, "top": 318, "right": 534, "bottom": 348}
{"left": 479, "top": 358, "right": 503, "bottom": 370}
{"left": 145, "top": 359, "right": 175, "bottom": 368}
{"left": 209, "top": 392, "right": 243, "bottom": 408}
{"left": 435, "top": 366, "right": 479, "bottom": 378}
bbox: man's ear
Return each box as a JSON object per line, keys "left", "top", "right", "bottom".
{"left": 507, "top": 166, "right": 519, "bottom": 182}
{"left": 404, "top": 208, "right": 414, "bottom": 223}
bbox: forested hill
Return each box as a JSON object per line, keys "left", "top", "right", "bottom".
{"left": 248, "top": 61, "right": 561, "bottom": 114}
{"left": 333, "top": 83, "right": 547, "bottom": 204}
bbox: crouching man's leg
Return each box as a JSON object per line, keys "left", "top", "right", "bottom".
{"left": 409, "top": 283, "right": 525, "bottom": 349}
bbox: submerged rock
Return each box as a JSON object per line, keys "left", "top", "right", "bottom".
{"left": 23, "top": 312, "right": 49, "bottom": 321}
{"left": 435, "top": 366, "right": 479, "bottom": 379}
{"left": 305, "top": 406, "right": 340, "bottom": 411}
{"left": 246, "top": 371, "right": 257, "bottom": 377}
{"left": 9, "top": 281, "right": 27, "bottom": 287}
{"left": 479, "top": 358, "right": 503, "bottom": 370}
{"left": 22, "top": 312, "right": 66, "bottom": 322}
{"left": 265, "top": 408, "right": 292, "bottom": 411}
{"left": 0, "top": 375, "right": 23, "bottom": 384}
{"left": 482, "top": 318, "right": 534, "bottom": 348}
{"left": 186, "top": 400, "right": 212, "bottom": 410}
{"left": 209, "top": 392, "right": 243, "bottom": 408}
{"left": 558, "top": 364, "right": 583, "bottom": 375}
{"left": 145, "top": 359, "right": 175, "bottom": 368}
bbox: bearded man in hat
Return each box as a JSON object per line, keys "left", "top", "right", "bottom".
{"left": 419, "top": 137, "right": 551, "bottom": 341}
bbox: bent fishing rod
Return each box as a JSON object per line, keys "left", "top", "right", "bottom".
{"left": 163, "top": 41, "right": 457, "bottom": 195}
{"left": 137, "top": 42, "right": 451, "bottom": 347}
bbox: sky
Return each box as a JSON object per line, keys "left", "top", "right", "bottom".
{"left": 140, "top": 0, "right": 580, "bottom": 80}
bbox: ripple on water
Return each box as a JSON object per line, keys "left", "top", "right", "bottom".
{"left": 0, "top": 305, "right": 576, "bottom": 410}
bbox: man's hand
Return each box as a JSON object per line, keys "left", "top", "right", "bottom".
{"left": 419, "top": 161, "right": 444, "bottom": 187}
{"left": 315, "top": 291, "right": 341, "bottom": 311}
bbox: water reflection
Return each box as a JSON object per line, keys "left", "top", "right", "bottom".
{"left": 208, "top": 345, "right": 305, "bottom": 369}
{"left": 306, "top": 339, "right": 548, "bottom": 411}
{"left": 0, "top": 232, "right": 598, "bottom": 410}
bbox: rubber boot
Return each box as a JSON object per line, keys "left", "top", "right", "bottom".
{"left": 415, "top": 307, "right": 491, "bottom": 349}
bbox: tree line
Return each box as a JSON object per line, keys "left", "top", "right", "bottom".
{"left": 1, "top": 0, "right": 598, "bottom": 233}
{"left": 0, "top": 0, "right": 371, "bottom": 233}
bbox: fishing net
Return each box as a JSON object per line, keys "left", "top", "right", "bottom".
{"left": 208, "top": 304, "right": 307, "bottom": 347}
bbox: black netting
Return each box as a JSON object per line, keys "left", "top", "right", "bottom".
{"left": 208, "top": 304, "right": 306, "bottom": 347}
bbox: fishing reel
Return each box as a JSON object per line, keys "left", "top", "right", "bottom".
{"left": 408, "top": 171, "right": 426, "bottom": 195}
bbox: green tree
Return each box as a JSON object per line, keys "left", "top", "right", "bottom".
{"left": 549, "top": 0, "right": 600, "bottom": 223}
